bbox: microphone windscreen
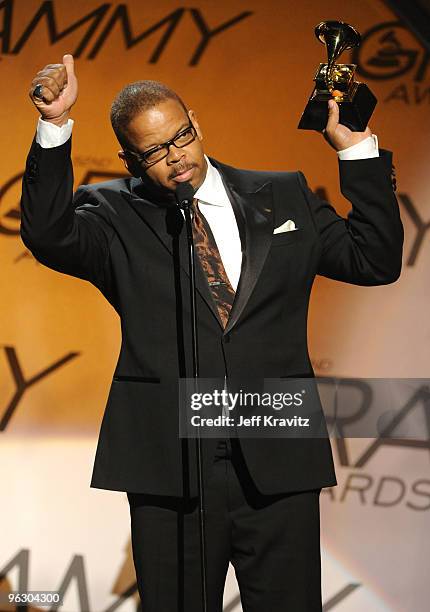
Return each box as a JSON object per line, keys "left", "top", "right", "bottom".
{"left": 175, "top": 181, "right": 195, "bottom": 207}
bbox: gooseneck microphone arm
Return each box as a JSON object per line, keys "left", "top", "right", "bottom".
{"left": 175, "top": 182, "right": 208, "bottom": 612}
{"left": 175, "top": 183, "right": 199, "bottom": 380}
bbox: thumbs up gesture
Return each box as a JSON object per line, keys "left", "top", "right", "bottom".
{"left": 29, "top": 54, "right": 78, "bottom": 126}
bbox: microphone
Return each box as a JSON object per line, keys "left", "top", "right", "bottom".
{"left": 175, "top": 182, "right": 195, "bottom": 210}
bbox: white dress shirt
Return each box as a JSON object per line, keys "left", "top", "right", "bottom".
{"left": 36, "top": 117, "right": 380, "bottom": 291}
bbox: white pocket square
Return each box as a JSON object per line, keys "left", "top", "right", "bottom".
{"left": 273, "top": 219, "right": 297, "bottom": 234}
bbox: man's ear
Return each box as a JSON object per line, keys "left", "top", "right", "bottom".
{"left": 118, "top": 150, "right": 140, "bottom": 178}
{"left": 188, "top": 109, "right": 203, "bottom": 141}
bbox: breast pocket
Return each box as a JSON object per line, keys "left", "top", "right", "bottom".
{"left": 271, "top": 228, "right": 303, "bottom": 247}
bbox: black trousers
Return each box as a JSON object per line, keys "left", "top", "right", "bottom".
{"left": 127, "top": 439, "right": 322, "bottom": 611}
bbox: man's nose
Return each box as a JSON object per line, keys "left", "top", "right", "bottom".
{"left": 166, "top": 144, "right": 184, "bottom": 164}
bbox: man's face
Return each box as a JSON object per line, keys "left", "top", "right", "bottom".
{"left": 119, "top": 98, "right": 207, "bottom": 193}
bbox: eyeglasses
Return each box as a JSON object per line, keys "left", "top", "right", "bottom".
{"left": 125, "top": 122, "right": 197, "bottom": 167}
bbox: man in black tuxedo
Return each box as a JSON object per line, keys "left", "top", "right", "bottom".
{"left": 21, "top": 54, "right": 403, "bottom": 611}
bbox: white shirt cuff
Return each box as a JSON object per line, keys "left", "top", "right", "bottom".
{"left": 337, "top": 134, "right": 379, "bottom": 160}
{"left": 36, "top": 116, "right": 74, "bottom": 148}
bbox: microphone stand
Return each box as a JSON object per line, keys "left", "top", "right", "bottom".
{"left": 176, "top": 183, "right": 208, "bottom": 612}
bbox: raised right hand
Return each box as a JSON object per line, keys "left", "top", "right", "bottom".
{"left": 29, "top": 54, "right": 78, "bottom": 126}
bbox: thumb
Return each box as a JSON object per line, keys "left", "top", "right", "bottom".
{"left": 325, "top": 99, "right": 339, "bottom": 133}
{"left": 63, "top": 54, "right": 75, "bottom": 78}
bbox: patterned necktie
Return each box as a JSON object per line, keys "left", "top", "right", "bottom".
{"left": 191, "top": 199, "right": 235, "bottom": 328}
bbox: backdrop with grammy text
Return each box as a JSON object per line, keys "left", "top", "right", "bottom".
{"left": 1, "top": 1, "right": 429, "bottom": 610}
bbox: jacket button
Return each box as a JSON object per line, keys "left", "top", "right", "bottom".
{"left": 223, "top": 334, "right": 230, "bottom": 344}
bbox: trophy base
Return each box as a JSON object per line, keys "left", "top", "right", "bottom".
{"left": 298, "top": 83, "right": 377, "bottom": 132}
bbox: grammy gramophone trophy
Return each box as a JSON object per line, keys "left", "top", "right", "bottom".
{"left": 298, "top": 21, "right": 377, "bottom": 132}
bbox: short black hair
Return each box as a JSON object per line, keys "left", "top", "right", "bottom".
{"left": 110, "top": 80, "right": 188, "bottom": 150}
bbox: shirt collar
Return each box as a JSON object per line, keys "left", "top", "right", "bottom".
{"left": 194, "top": 155, "right": 229, "bottom": 207}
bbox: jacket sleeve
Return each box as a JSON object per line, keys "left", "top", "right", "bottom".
{"left": 20, "top": 136, "right": 115, "bottom": 290}
{"left": 297, "top": 149, "right": 404, "bottom": 285}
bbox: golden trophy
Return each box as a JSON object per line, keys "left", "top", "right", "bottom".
{"left": 298, "top": 21, "right": 377, "bottom": 132}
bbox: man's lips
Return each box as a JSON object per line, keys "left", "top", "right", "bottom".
{"left": 171, "top": 166, "right": 195, "bottom": 182}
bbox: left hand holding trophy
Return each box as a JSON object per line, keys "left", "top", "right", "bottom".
{"left": 324, "top": 98, "right": 372, "bottom": 151}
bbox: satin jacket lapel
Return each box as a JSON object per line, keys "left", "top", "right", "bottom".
{"left": 120, "top": 181, "right": 222, "bottom": 328}
{"left": 220, "top": 178, "right": 274, "bottom": 335}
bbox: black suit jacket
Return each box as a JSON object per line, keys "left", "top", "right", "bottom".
{"left": 20, "top": 137, "right": 403, "bottom": 497}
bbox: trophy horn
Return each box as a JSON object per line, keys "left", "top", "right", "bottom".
{"left": 315, "top": 21, "right": 361, "bottom": 88}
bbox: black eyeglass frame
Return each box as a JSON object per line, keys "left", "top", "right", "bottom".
{"left": 124, "top": 121, "right": 198, "bottom": 167}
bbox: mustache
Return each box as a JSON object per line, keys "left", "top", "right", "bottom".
{"left": 169, "top": 163, "right": 196, "bottom": 179}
